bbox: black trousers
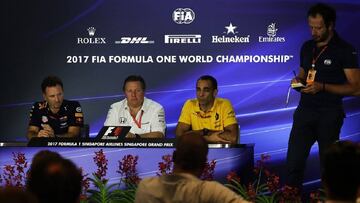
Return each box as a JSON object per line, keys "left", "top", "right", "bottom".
{"left": 286, "top": 106, "right": 344, "bottom": 189}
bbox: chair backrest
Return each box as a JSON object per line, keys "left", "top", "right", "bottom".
{"left": 79, "top": 124, "right": 89, "bottom": 138}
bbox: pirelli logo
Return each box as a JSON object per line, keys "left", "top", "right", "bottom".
{"left": 164, "top": 34, "right": 201, "bottom": 44}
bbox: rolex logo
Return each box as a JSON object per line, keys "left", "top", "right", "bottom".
{"left": 77, "top": 27, "right": 106, "bottom": 44}
{"left": 87, "top": 27, "right": 96, "bottom": 37}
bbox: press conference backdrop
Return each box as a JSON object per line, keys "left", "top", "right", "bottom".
{"left": 3, "top": 0, "right": 360, "bottom": 157}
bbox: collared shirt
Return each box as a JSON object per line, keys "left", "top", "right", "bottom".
{"left": 178, "top": 98, "right": 238, "bottom": 131}
{"left": 29, "top": 100, "right": 84, "bottom": 135}
{"left": 104, "top": 97, "right": 166, "bottom": 135}
{"left": 299, "top": 32, "right": 359, "bottom": 108}
{"left": 135, "top": 173, "right": 250, "bottom": 203}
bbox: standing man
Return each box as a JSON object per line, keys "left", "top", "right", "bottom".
{"left": 104, "top": 75, "right": 166, "bottom": 138}
{"left": 286, "top": 3, "right": 360, "bottom": 189}
{"left": 176, "top": 75, "right": 239, "bottom": 144}
{"left": 27, "top": 76, "right": 84, "bottom": 139}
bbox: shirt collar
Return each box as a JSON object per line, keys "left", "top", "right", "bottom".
{"left": 328, "top": 31, "right": 340, "bottom": 46}
{"left": 167, "top": 173, "right": 200, "bottom": 181}
{"left": 195, "top": 98, "right": 217, "bottom": 113}
{"left": 45, "top": 100, "right": 65, "bottom": 114}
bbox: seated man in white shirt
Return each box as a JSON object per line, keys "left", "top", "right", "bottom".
{"left": 104, "top": 75, "right": 165, "bottom": 138}
{"left": 134, "top": 132, "right": 250, "bottom": 203}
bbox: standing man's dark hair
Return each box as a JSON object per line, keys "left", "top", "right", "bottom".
{"left": 307, "top": 3, "right": 336, "bottom": 28}
{"left": 122, "top": 75, "right": 146, "bottom": 91}
{"left": 41, "top": 76, "right": 64, "bottom": 93}
{"left": 322, "top": 141, "right": 360, "bottom": 202}
{"left": 197, "top": 75, "right": 218, "bottom": 90}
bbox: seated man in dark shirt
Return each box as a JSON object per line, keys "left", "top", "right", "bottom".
{"left": 27, "top": 76, "right": 84, "bottom": 139}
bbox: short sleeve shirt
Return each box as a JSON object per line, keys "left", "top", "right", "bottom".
{"left": 104, "top": 97, "right": 166, "bottom": 135}
{"left": 135, "top": 173, "right": 250, "bottom": 203}
{"left": 178, "top": 98, "right": 238, "bottom": 131}
{"left": 299, "top": 32, "right": 359, "bottom": 108}
{"left": 29, "top": 100, "right": 84, "bottom": 135}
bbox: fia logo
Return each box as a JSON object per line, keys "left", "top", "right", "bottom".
{"left": 172, "top": 8, "right": 195, "bottom": 24}
{"left": 324, "top": 59, "right": 332, "bottom": 65}
{"left": 267, "top": 23, "right": 278, "bottom": 37}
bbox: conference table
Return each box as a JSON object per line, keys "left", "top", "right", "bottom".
{"left": 0, "top": 138, "right": 254, "bottom": 185}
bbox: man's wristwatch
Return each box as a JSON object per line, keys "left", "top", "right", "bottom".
{"left": 203, "top": 128, "right": 209, "bottom": 136}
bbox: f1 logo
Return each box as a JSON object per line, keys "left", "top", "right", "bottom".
{"left": 104, "top": 127, "right": 122, "bottom": 137}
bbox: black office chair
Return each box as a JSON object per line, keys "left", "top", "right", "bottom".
{"left": 79, "top": 124, "right": 90, "bottom": 138}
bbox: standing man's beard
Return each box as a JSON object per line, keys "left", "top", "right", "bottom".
{"left": 313, "top": 29, "right": 330, "bottom": 43}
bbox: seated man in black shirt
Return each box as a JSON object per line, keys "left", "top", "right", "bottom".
{"left": 27, "top": 76, "right": 84, "bottom": 139}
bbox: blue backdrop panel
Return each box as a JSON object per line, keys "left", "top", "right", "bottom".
{"left": 2, "top": 0, "right": 360, "bottom": 187}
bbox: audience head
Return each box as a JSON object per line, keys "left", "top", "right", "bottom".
{"left": 173, "top": 132, "right": 209, "bottom": 176}
{"left": 27, "top": 150, "right": 82, "bottom": 203}
{"left": 0, "top": 186, "right": 37, "bottom": 203}
{"left": 29, "top": 150, "right": 62, "bottom": 169}
{"left": 322, "top": 140, "right": 360, "bottom": 202}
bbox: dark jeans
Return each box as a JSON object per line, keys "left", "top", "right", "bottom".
{"left": 286, "top": 106, "right": 344, "bottom": 189}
